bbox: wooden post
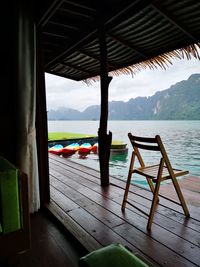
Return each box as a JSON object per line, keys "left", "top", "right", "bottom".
{"left": 36, "top": 28, "right": 50, "bottom": 206}
{"left": 98, "top": 26, "right": 112, "bottom": 186}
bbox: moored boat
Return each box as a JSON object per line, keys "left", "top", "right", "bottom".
{"left": 111, "top": 140, "right": 127, "bottom": 149}
{"left": 48, "top": 144, "right": 63, "bottom": 155}
{"left": 62, "top": 143, "right": 79, "bottom": 155}
{"left": 110, "top": 147, "right": 128, "bottom": 155}
{"left": 79, "top": 143, "right": 92, "bottom": 154}
{"left": 91, "top": 143, "right": 98, "bottom": 153}
{"left": 110, "top": 140, "right": 128, "bottom": 155}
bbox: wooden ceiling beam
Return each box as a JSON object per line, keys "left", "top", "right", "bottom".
{"left": 43, "top": 31, "right": 70, "bottom": 40}
{"left": 61, "top": 62, "right": 96, "bottom": 76}
{"left": 64, "top": 0, "right": 96, "bottom": 13}
{"left": 45, "top": 0, "right": 154, "bottom": 70}
{"left": 78, "top": 49, "right": 117, "bottom": 70}
{"left": 47, "top": 21, "right": 79, "bottom": 32}
{"left": 38, "top": 0, "right": 66, "bottom": 27}
{"left": 45, "top": 30, "right": 98, "bottom": 70}
{"left": 58, "top": 7, "right": 93, "bottom": 20}
{"left": 46, "top": 70, "right": 80, "bottom": 81}
{"left": 152, "top": 3, "right": 198, "bottom": 43}
{"left": 104, "top": 0, "right": 155, "bottom": 30}
{"left": 108, "top": 33, "right": 148, "bottom": 60}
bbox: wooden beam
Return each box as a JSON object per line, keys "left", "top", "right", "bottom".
{"left": 36, "top": 28, "right": 50, "bottom": 206}
{"left": 104, "top": 0, "right": 154, "bottom": 30}
{"left": 152, "top": 3, "right": 198, "bottom": 43}
{"left": 46, "top": 70, "right": 80, "bottom": 81}
{"left": 45, "top": 0, "right": 154, "bottom": 70}
{"left": 38, "top": 0, "right": 65, "bottom": 27}
{"left": 42, "top": 31, "right": 70, "bottom": 40}
{"left": 98, "top": 26, "right": 112, "bottom": 187}
{"left": 45, "top": 31, "right": 98, "bottom": 69}
{"left": 79, "top": 49, "right": 117, "bottom": 70}
{"left": 64, "top": 0, "right": 96, "bottom": 13}
{"left": 108, "top": 33, "right": 148, "bottom": 60}
{"left": 61, "top": 62, "right": 95, "bottom": 76}
{"left": 48, "top": 20, "right": 79, "bottom": 32}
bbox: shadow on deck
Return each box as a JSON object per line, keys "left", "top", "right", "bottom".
{"left": 48, "top": 153, "right": 200, "bottom": 267}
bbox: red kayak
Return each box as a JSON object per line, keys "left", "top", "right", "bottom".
{"left": 91, "top": 143, "right": 98, "bottom": 153}
{"left": 48, "top": 144, "right": 63, "bottom": 155}
{"left": 79, "top": 143, "right": 92, "bottom": 154}
{"left": 62, "top": 143, "right": 79, "bottom": 155}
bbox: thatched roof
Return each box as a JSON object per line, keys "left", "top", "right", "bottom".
{"left": 36, "top": 0, "right": 200, "bottom": 82}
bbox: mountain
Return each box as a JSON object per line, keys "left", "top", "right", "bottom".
{"left": 47, "top": 74, "right": 200, "bottom": 120}
{"left": 47, "top": 107, "right": 81, "bottom": 120}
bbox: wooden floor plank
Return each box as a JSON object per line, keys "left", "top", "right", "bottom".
{"left": 50, "top": 159, "right": 200, "bottom": 233}
{"left": 67, "top": 206, "right": 158, "bottom": 266}
{"left": 50, "top": 177, "right": 124, "bottom": 228}
{"left": 113, "top": 222, "right": 197, "bottom": 267}
{"left": 50, "top": 172, "right": 200, "bottom": 265}
{"left": 50, "top": 161, "right": 123, "bottom": 199}
{"left": 119, "top": 189, "right": 200, "bottom": 233}
{"left": 49, "top": 154, "right": 200, "bottom": 267}
{"left": 50, "top": 186, "right": 80, "bottom": 212}
{"left": 8, "top": 211, "right": 87, "bottom": 267}
{"left": 52, "top": 157, "right": 200, "bottom": 221}
{"left": 49, "top": 157, "right": 101, "bottom": 183}
{"left": 47, "top": 201, "right": 102, "bottom": 252}
{"left": 113, "top": 196, "right": 200, "bottom": 247}
{"left": 48, "top": 197, "right": 157, "bottom": 266}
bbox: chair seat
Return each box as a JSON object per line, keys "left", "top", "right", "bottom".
{"left": 133, "top": 164, "right": 189, "bottom": 181}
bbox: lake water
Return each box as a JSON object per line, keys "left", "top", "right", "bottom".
{"left": 48, "top": 120, "right": 200, "bottom": 187}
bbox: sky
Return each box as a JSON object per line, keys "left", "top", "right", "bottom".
{"left": 45, "top": 56, "right": 200, "bottom": 112}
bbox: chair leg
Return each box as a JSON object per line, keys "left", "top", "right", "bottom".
{"left": 147, "top": 178, "right": 161, "bottom": 231}
{"left": 146, "top": 177, "right": 155, "bottom": 194}
{"left": 122, "top": 152, "right": 135, "bottom": 211}
{"left": 122, "top": 170, "right": 132, "bottom": 211}
{"left": 171, "top": 177, "right": 190, "bottom": 217}
{"left": 147, "top": 158, "right": 164, "bottom": 230}
{"left": 147, "top": 177, "right": 159, "bottom": 204}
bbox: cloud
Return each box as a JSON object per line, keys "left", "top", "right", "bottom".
{"left": 45, "top": 73, "right": 100, "bottom": 111}
{"left": 45, "top": 56, "right": 200, "bottom": 111}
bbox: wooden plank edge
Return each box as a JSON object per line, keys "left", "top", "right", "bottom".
{"left": 45, "top": 201, "right": 102, "bottom": 252}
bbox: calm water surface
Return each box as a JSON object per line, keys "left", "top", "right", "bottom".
{"left": 48, "top": 120, "right": 200, "bottom": 187}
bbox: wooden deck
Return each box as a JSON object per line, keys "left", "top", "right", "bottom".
{"left": 48, "top": 153, "right": 200, "bottom": 267}
{"left": 10, "top": 211, "right": 87, "bottom": 267}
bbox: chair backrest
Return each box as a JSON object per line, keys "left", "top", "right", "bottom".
{"left": 128, "top": 132, "right": 160, "bottom": 151}
{"left": 128, "top": 132, "right": 172, "bottom": 169}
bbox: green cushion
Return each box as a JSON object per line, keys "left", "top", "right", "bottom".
{"left": 0, "top": 156, "right": 21, "bottom": 234}
{"left": 79, "top": 243, "right": 149, "bottom": 267}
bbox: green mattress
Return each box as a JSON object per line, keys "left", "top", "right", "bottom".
{"left": 0, "top": 156, "right": 21, "bottom": 234}
{"left": 79, "top": 243, "right": 149, "bottom": 267}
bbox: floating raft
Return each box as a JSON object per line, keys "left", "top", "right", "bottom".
{"left": 48, "top": 132, "right": 98, "bottom": 147}
{"left": 110, "top": 140, "right": 128, "bottom": 154}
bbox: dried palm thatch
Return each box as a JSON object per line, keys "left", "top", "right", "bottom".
{"left": 84, "top": 43, "right": 200, "bottom": 85}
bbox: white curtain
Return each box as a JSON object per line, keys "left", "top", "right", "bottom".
{"left": 16, "top": 2, "right": 40, "bottom": 213}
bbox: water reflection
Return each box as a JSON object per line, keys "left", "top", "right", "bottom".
{"left": 109, "top": 150, "right": 128, "bottom": 162}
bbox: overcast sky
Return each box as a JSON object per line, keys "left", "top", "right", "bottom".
{"left": 45, "top": 56, "right": 200, "bottom": 112}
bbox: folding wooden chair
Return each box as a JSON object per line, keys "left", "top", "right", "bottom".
{"left": 122, "top": 133, "right": 190, "bottom": 230}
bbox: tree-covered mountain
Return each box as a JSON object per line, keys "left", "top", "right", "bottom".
{"left": 48, "top": 74, "right": 200, "bottom": 120}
